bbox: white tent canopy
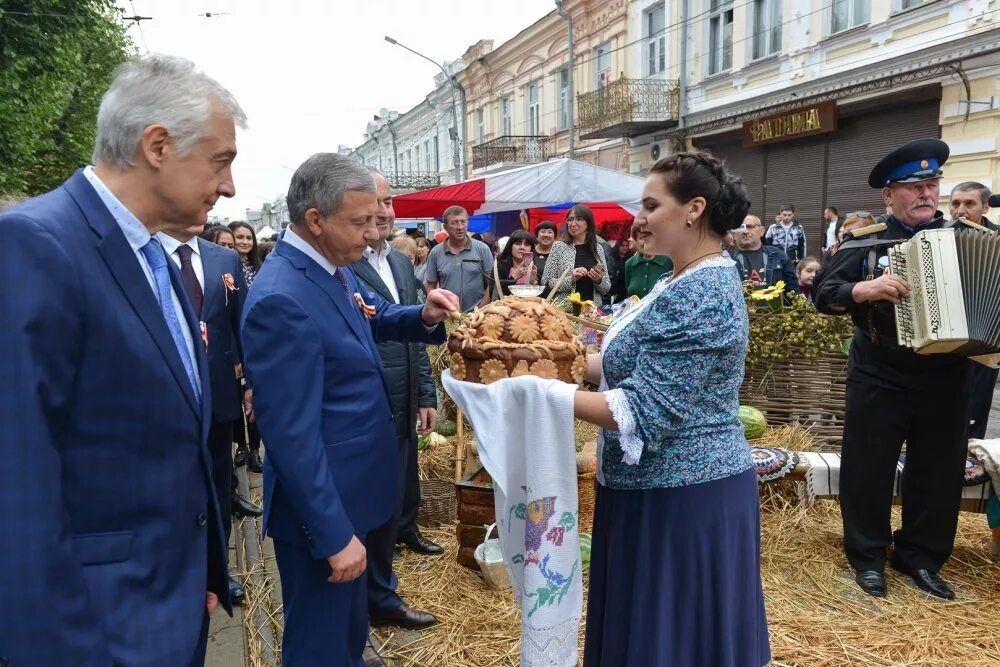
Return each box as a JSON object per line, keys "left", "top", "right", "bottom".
{"left": 392, "top": 158, "right": 646, "bottom": 219}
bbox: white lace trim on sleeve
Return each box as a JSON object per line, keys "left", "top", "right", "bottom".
{"left": 604, "top": 388, "right": 643, "bottom": 465}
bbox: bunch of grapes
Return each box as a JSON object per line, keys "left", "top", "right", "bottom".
{"left": 744, "top": 289, "right": 852, "bottom": 368}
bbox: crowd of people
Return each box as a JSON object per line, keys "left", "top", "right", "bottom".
{"left": 1, "top": 51, "right": 997, "bottom": 667}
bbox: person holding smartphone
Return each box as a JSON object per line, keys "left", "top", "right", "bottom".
{"left": 493, "top": 228, "right": 538, "bottom": 297}
{"left": 541, "top": 204, "right": 612, "bottom": 307}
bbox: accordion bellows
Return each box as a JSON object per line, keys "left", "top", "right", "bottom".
{"left": 889, "top": 228, "right": 1000, "bottom": 356}
{"left": 448, "top": 296, "right": 586, "bottom": 385}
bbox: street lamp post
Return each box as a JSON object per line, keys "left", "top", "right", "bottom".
{"left": 554, "top": 0, "right": 575, "bottom": 159}
{"left": 385, "top": 36, "right": 466, "bottom": 183}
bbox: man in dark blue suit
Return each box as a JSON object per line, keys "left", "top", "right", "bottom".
{"left": 159, "top": 223, "right": 262, "bottom": 605}
{"left": 241, "top": 153, "right": 460, "bottom": 667}
{"left": 0, "top": 55, "right": 246, "bottom": 666}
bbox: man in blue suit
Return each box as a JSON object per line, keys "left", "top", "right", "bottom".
{"left": 241, "top": 153, "right": 459, "bottom": 667}
{"left": 0, "top": 54, "right": 246, "bottom": 666}
{"left": 159, "top": 222, "right": 262, "bottom": 605}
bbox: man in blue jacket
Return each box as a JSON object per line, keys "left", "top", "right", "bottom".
{"left": 241, "top": 153, "right": 459, "bottom": 667}
{"left": 0, "top": 54, "right": 245, "bottom": 666}
{"left": 733, "top": 214, "right": 799, "bottom": 293}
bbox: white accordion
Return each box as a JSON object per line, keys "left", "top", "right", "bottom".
{"left": 887, "top": 227, "right": 1000, "bottom": 359}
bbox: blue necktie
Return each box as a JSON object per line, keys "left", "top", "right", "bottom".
{"left": 139, "top": 238, "right": 201, "bottom": 402}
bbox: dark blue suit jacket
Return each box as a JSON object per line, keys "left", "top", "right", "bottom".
{"left": 0, "top": 171, "right": 229, "bottom": 666}
{"left": 240, "top": 239, "right": 445, "bottom": 559}
{"left": 197, "top": 238, "right": 245, "bottom": 423}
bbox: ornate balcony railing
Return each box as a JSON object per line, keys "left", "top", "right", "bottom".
{"left": 472, "top": 135, "right": 550, "bottom": 171}
{"left": 577, "top": 78, "right": 680, "bottom": 139}
{"left": 387, "top": 171, "right": 441, "bottom": 190}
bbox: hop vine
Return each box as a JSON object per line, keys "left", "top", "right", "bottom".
{"left": 743, "top": 283, "right": 853, "bottom": 368}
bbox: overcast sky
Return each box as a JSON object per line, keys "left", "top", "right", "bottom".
{"left": 118, "top": 0, "right": 556, "bottom": 219}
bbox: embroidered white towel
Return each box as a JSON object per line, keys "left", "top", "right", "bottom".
{"left": 442, "top": 370, "right": 582, "bottom": 667}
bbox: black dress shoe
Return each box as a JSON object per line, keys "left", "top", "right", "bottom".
{"left": 891, "top": 562, "right": 955, "bottom": 599}
{"left": 399, "top": 531, "right": 444, "bottom": 556}
{"left": 362, "top": 638, "right": 387, "bottom": 667}
{"left": 370, "top": 603, "right": 438, "bottom": 630}
{"left": 233, "top": 445, "right": 248, "bottom": 468}
{"left": 854, "top": 570, "right": 887, "bottom": 597}
{"left": 231, "top": 492, "right": 262, "bottom": 518}
{"left": 247, "top": 449, "right": 263, "bottom": 474}
{"left": 228, "top": 576, "right": 246, "bottom": 605}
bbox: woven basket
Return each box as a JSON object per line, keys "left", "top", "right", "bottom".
{"left": 418, "top": 478, "right": 457, "bottom": 527}
{"left": 577, "top": 472, "right": 597, "bottom": 533}
{"left": 741, "top": 348, "right": 848, "bottom": 449}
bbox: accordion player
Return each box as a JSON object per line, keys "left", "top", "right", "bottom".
{"left": 888, "top": 224, "right": 1000, "bottom": 362}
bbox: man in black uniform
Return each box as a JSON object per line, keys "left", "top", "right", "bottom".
{"left": 815, "top": 138, "right": 971, "bottom": 600}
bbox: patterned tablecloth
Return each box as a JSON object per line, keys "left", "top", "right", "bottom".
{"left": 798, "top": 451, "right": 993, "bottom": 511}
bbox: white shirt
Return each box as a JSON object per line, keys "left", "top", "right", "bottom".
{"left": 157, "top": 233, "right": 205, "bottom": 289}
{"left": 364, "top": 240, "right": 400, "bottom": 304}
{"left": 82, "top": 166, "right": 200, "bottom": 394}
{"left": 283, "top": 225, "right": 345, "bottom": 278}
{"left": 825, "top": 220, "right": 839, "bottom": 249}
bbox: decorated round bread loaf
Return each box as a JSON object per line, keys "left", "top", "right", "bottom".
{"left": 448, "top": 296, "right": 586, "bottom": 385}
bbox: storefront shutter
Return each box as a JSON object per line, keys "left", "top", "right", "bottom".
{"left": 762, "top": 134, "right": 828, "bottom": 252}
{"left": 825, "top": 99, "right": 942, "bottom": 221}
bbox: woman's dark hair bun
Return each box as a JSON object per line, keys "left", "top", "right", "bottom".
{"left": 711, "top": 173, "right": 751, "bottom": 234}
{"left": 649, "top": 151, "right": 751, "bottom": 236}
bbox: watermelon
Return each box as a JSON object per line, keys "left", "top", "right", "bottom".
{"left": 435, "top": 419, "right": 457, "bottom": 437}
{"left": 738, "top": 406, "right": 767, "bottom": 440}
{"left": 579, "top": 533, "right": 592, "bottom": 570}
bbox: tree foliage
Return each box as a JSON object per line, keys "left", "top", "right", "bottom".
{"left": 0, "top": 0, "right": 134, "bottom": 196}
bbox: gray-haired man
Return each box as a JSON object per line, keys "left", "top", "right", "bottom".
{"left": 0, "top": 53, "right": 245, "bottom": 665}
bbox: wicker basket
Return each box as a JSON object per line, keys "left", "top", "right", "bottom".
{"left": 741, "top": 348, "right": 848, "bottom": 449}
{"left": 474, "top": 523, "right": 510, "bottom": 589}
{"left": 418, "top": 478, "right": 457, "bottom": 527}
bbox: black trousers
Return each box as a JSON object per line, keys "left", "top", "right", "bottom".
{"left": 397, "top": 428, "right": 422, "bottom": 541}
{"left": 969, "top": 363, "right": 999, "bottom": 439}
{"left": 208, "top": 419, "right": 235, "bottom": 543}
{"left": 234, "top": 415, "right": 260, "bottom": 453}
{"left": 366, "top": 433, "right": 412, "bottom": 615}
{"left": 840, "top": 379, "right": 970, "bottom": 573}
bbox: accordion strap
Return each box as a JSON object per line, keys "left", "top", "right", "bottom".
{"left": 837, "top": 238, "right": 900, "bottom": 250}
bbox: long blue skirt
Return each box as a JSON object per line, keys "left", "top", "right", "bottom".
{"left": 584, "top": 467, "right": 771, "bottom": 667}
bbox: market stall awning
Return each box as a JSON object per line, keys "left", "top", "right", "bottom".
{"left": 392, "top": 159, "right": 644, "bottom": 220}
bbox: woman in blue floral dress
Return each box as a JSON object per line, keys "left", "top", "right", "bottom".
{"left": 573, "top": 153, "right": 771, "bottom": 666}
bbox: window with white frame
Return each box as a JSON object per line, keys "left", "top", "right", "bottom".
{"left": 594, "top": 41, "right": 612, "bottom": 88}
{"left": 501, "top": 96, "right": 512, "bottom": 135}
{"left": 476, "top": 109, "right": 485, "bottom": 142}
{"left": 709, "top": 0, "right": 734, "bottom": 74}
{"left": 423, "top": 140, "right": 431, "bottom": 168}
{"left": 433, "top": 136, "right": 440, "bottom": 171}
{"left": 645, "top": 3, "right": 666, "bottom": 76}
{"left": 831, "top": 0, "right": 870, "bottom": 32}
{"left": 558, "top": 67, "right": 569, "bottom": 131}
{"left": 406, "top": 149, "right": 412, "bottom": 172}
{"left": 901, "top": 0, "right": 933, "bottom": 9}
{"left": 752, "top": 0, "right": 781, "bottom": 60}
{"left": 527, "top": 81, "right": 540, "bottom": 136}
{"left": 415, "top": 144, "right": 421, "bottom": 171}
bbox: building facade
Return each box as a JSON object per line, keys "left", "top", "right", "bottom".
{"left": 646, "top": 0, "right": 1000, "bottom": 247}
{"left": 458, "top": 0, "right": 679, "bottom": 176}
{"left": 345, "top": 60, "right": 466, "bottom": 191}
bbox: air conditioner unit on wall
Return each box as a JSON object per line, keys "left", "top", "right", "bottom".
{"left": 650, "top": 142, "right": 663, "bottom": 162}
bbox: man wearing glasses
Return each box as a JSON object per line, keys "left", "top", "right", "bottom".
{"left": 732, "top": 214, "right": 798, "bottom": 291}
{"left": 815, "top": 138, "right": 969, "bottom": 601}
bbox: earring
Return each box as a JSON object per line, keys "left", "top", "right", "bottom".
{"left": 685, "top": 219, "right": 693, "bottom": 228}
